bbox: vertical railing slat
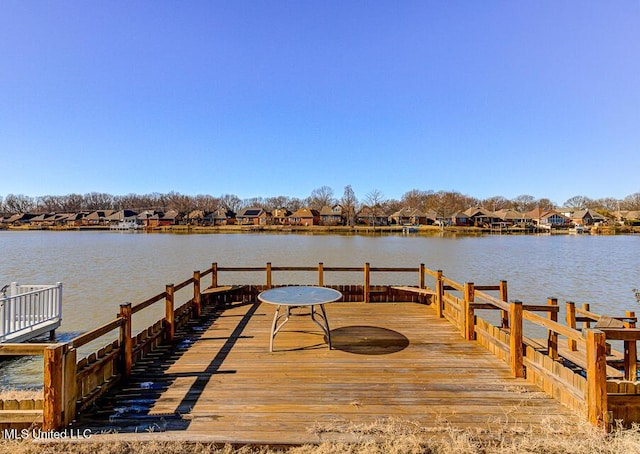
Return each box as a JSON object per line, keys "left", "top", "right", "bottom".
{"left": 567, "top": 301, "right": 578, "bottom": 351}
{"left": 624, "top": 311, "right": 637, "bottom": 381}
{"left": 165, "top": 284, "right": 175, "bottom": 343}
{"left": 548, "top": 297, "right": 559, "bottom": 360}
{"left": 364, "top": 263, "right": 370, "bottom": 303}
{"left": 193, "top": 270, "right": 201, "bottom": 318}
{"left": 435, "top": 270, "right": 443, "bottom": 318}
{"left": 463, "top": 282, "right": 475, "bottom": 340}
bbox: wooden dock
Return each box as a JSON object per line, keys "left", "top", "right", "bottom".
{"left": 2, "top": 262, "right": 640, "bottom": 440}
{"left": 0, "top": 282, "right": 62, "bottom": 343}
{"left": 74, "top": 300, "right": 580, "bottom": 443}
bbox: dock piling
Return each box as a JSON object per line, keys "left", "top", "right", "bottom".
{"left": 193, "top": 271, "right": 201, "bottom": 318}
{"left": 586, "top": 329, "right": 608, "bottom": 427}
{"left": 43, "top": 344, "right": 64, "bottom": 430}
{"left": 510, "top": 300, "right": 524, "bottom": 378}
{"left": 119, "top": 303, "right": 133, "bottom": 377}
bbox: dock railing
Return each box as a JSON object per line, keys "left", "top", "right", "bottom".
{"left": 1, "top": 262, "right": 639, "bottom": 431}
{"left": 426, "top": 270, "right": 640, "bottom": 428}
{"left": 0, "top": 282, "right": 62, "bottom": 343}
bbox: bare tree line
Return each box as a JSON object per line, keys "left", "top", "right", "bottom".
{"left": 1, "top": 188, "right": 639, "bottom": 218}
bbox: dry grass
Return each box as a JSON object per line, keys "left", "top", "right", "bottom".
{"left": 2, "top": 417, "right": 640, "bottom": 454}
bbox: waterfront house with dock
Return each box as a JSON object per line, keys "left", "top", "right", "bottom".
{"left": 526, "top": 207, "right": 571, "bottom": 229}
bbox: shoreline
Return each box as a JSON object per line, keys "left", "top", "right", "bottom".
{"left": 2, "top": 224, "right": 637, "bottom": 235}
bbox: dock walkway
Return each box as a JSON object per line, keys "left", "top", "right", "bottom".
{"left": 75, "top": 300, "right": 580, "bottom": 443}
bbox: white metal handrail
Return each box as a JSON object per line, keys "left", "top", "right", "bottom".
{"left": 0, "top": 282, "right": 63, "bottom": 342}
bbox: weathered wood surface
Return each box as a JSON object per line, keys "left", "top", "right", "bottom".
{"left": 390, "top": 286, "right": 436, "bottom": 296}
{"left": 74, "top": 301, "right": 580, "bottom": 443}
{"left": 201, "top": 285, "right": 236, "bottom": 295}
{"left": 0, "top": 398, "right": 44, "bottom": 428}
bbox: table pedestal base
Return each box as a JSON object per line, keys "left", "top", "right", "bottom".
{"left": 270, "top": 304, "right": 332, "bottom": 352}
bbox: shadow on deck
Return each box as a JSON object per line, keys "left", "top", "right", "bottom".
{"left": 73, "top": 300, "right": 581, "bottom": 443}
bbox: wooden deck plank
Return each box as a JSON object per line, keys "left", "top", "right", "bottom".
{"left": 74, "top": 301, "right": 580, "bottom": 442}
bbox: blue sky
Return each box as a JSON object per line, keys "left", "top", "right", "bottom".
{"left": 1, "top": 1, "right": 638, "bottom": 206}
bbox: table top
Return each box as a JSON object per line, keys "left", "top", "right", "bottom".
{"left": 257, "top": 286, "right": 342, "bottom": 306}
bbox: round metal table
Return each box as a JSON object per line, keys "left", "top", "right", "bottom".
{"left": 257, "top": 286, "right": 342, "bottom": 352}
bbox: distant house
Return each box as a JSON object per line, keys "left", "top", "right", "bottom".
{"left": 527, "top": 208, "right": 570, "bottom": 228}
{"left": 85, "top": 210, "right": 115, "bottom": 226}
{"left": 619, "top": 210, "right": 640, "bottom": 225}
{"left": 356, "top": 206, "right": 389, "bottom": 226}
{"left": 319, "top": 205, "right": 344, "bottom": 226}
{"left": 451, "top": 211, "right": 469, "bottom": 226}
{"left": 423, "top": 209, "right": 439, "bottom": 225}
{"left": 212, "top": 207, "right": 235, "bottom": 225}
{"left": 272, "top": 208, "right": 291, "bottom": 225}
{"left": 4, "top": 213, "right": 37, "bottom": 226}
{"left": 389, "top": 207, "right": 415, "bottom": 225}
{"left": 147, "top": 209, "right": 180, "bottom": 227}
{"left": 463, "top": 207, "right": 497, "bottom": 227}
{"left": 137, "top": 210, "right": 156, "bottom": 227}
{"left": 494, "top": 209, "right": 529, "bottom": 226}
{"left": 408, "top": 209, "right": 429, "bottom": 225}
{"left": 562, "top": 208, "right": 607, "bottom": 226}
{"left": 389, "top": 207, "right": 432, "bottom": 225}
{"left": 47, "top": 213, "right": 69, "bottom": 226}
{"left": 29, "top": 213, "right": 50, "bottom": 227}
{"left": 258, "top": 211, "right": 272, "bottom": 225}
{"left": 590, "top": 211, "right": 608, "bottom": 225}
{"left": 187, "top": 210, "right": 207, "bottom": 225}
{"left": 63, "top": 212, "right": 87, "bottom": 227}
{"left": 236, "top": 207, "right": 264, "bottom": 225}
{"left": 289, "top": 207, "right": 320, "bottom": 226}
{"left": 107, "top": 210, "right": 140, "bottom": 229}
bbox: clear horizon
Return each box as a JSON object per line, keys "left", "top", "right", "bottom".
{"left": 1, "top": 2, "right": 638, "bottom": 205}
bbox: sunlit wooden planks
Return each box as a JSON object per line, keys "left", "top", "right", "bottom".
{"left": 130, "top": 301, "right": 581, "bottom": 442}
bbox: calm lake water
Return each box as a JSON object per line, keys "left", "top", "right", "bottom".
{"left": 1, "top": 230, "right": 638, "bottom": 387}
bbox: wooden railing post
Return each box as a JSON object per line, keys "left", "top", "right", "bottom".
{"left": 583, "top": 303, "right": 591, "bottom": 329}
{"left": 435, "top": 270, "right": 443, "bottom": 318}
{"left": 165, "top": 284, "right": 175, "bottom": 343}
{"left": 624, "top": 311, "right": 637, "bottom": 381}
{"left": 510, "top": 300, "right": 524, "bottom": 378}
{"left": 418, "top": 263, "right": 425, "bottom": 304}
{"left": 499, "top": 280, "right": 509, "bottom": 328}
{"left": 586, "top": 329, "right": 608, "bottom": 427}
{"left": 43, "top": 343, "right": 64, "bottom": 430}
{"left": 119, "top": 302, "right": 133, "bottom": 377}
{"left": 364, "top": 262, "right": 370, "bottom": 303}
{"left": 567, "top": 301, "right": 577, "bottom": 351}
{"left": 63, "top": 345, "right": 77, "bottom": 426}
{"left": 548, "top": 297, "right": 559, "bottom": 360}
{"left": 463, "top": 282, "right": 475, "bottom": 340}
{"left": 211, "top": 262, "right": 218, "bottom": 288}
{"left": 266, "top": 262, "right": 272, "bottom": 289}
{"left": 193, "top": 270, "right": 201, "bottom": 318}
{"left": 318, "top": 262, "right": 324, "bottom": 287}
